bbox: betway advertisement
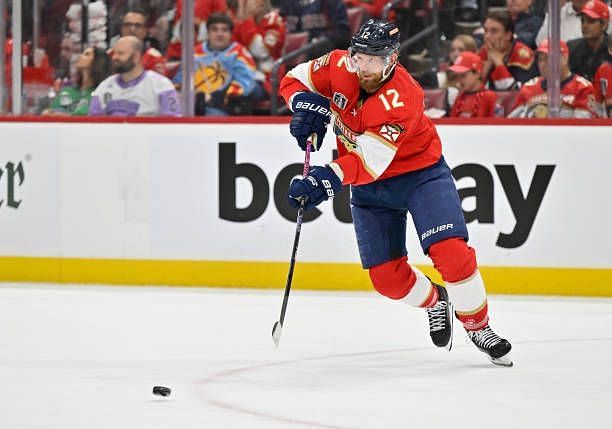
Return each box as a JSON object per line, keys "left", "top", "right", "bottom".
{"left": 0, "top": 121, "right": 610, "bottom": 269}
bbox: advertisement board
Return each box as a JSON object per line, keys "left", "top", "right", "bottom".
{"left": 0, "top": 119, "right": 610, "bottom": 295}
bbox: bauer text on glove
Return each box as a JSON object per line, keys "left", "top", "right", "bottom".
{"left": 290, "top": 92, "right": 332, "bottom": 151}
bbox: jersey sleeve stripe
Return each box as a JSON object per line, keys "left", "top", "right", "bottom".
{"left": 354, "top": 132, "right": 398, "bottom": 179}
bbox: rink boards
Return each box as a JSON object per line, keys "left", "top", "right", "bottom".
{"left": 0, "top": 119, "right": 611, "bottom": 296}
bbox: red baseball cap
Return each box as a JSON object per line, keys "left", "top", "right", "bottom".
{"left": 536, "top": 39, "right": 569, "bottom": 57}
{"left": 580, "top": 0, "right": 610, "bottom": 20}
{"left": 448, "top": 51, "right": 482, "bottom": 74}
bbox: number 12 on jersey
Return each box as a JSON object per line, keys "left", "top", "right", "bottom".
{"left": 378, "top": 89, "right": 404, "bottom": 111}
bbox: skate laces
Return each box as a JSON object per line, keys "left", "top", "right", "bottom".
{"left": 468, "top": 326, "right": 502, "bottom": 349}
{"left": 426, "top": 300, "right": 448, "bottom": 332}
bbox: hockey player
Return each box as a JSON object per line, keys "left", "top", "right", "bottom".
{"left": 508, "top": 39, "right": 599, "bottom": 118}
{"left": 448, "top": 52, "right": 499, "bottom": 118}
{"left": 280, "top": 19, "right": 513, "bottom": 366}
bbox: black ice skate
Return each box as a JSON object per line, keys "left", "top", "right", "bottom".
{"left": 426, "top": 284, "right": 453, "bottom": 350}
{"left": 467, "top": 325, "right": 513, "bottom": 367}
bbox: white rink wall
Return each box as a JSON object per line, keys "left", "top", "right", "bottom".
{"left": 0, "top": 120, "right": 611, "bottom": 294}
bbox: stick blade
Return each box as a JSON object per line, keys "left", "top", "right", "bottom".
{"left": 272, "top": 321, "right": 282, "bottom": 347}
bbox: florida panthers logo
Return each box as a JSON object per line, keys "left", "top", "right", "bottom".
{"left": 194, "top": 60, "right": 229, "bottom": 94}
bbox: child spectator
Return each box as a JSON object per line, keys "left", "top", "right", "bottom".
{"left": 479, "top": 10, "right": 539, "bottom": 90}
{"left": 439, "top": 35, "right": 479, "bottom": 109}
{"left": 90, "top": 36, "right": 181, "bottom": 116}
{"left": 593, "top": 32, "right": 612, "bottom": 116}
{"left": 448, "top": 52, "right": 499, "bottom": 117}
{"left": 44, "top": 47, "right": 111, "bottom": 116}
{"left": 508, "top": 39, "right": 599, "bottom": 118}
{"left": 174, "top": 13, "right": 256, "bottom": 116}
{"left": 231, "top": 0, "right": 286, "bottom": 98}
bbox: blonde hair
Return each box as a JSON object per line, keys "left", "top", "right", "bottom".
{"left": 452, "top": 35, "right": 477, "bottom": 54}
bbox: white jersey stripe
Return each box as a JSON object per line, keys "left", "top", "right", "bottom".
{"left": 286, "top": 61, "right": 318, "bottom": 94}
{"left": 353, "top": 132, "right": 398, "bottom": 179}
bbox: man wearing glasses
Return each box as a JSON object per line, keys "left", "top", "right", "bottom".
{"left": 120, "top": 8, "right": 167, "bottom": 76}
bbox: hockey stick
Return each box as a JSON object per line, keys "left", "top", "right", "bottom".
{"left": 271, "top": 136, "right": 314, "bottom": 347}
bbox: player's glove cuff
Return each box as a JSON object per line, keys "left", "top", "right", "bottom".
{"left": 289, "top": 92, "right": 332, "bottom": 152}
{"left": 287, "top": 165, "right": 343, "bottom": 210}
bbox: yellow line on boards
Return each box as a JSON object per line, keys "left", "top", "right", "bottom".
{"left": 0, "top": 256, "right": 611, "bottom": 297}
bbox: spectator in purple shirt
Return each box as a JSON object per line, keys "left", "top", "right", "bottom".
{"left": 89, "top": 36, "right": 181, "bottom": 116}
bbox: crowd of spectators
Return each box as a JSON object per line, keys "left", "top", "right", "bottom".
{"left": 1, "top": 0, "right": 610, "bottom": 118}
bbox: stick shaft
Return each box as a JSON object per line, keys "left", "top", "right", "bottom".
{"left": 277, "top": 140, "right": 313, "bottom": 327}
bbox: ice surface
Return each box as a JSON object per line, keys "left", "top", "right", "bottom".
{"left": 1, "top": 284, "right": 611, "bottom": 428}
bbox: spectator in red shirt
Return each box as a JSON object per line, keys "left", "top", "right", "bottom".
{"left": 231, "top": 0, "right": 286, "bottom": 97}
{"left": 593, "top": 32, "right": 612, "bottom": 117}
{"left": 479, "top": 10, "right": 539, "bottom": 90}
{"left": 509, "top": 39, "right": 599, "bottom": 118}
{"left": 449, "top": 52, "right": 499, "bottom": 118}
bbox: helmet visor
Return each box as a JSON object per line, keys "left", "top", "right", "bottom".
{"left": 348, "top": 49, "right": 387, "bottom": 74}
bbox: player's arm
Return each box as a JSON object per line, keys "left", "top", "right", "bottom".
{"left": 280, "top": 52, "right": 336, "bottom": 151}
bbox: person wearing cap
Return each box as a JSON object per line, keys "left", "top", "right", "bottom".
{"left": 593, "top": 29, "right": 612, "bottom": 116}
{"left": 568, "top": 0, "right": 612, "bottom": 82}
{"left": 536, "top": 0, "right": 612, "bottom": 47}
{"left": 448, "top": 52, "right": 499, "bottom": 118}
{"left": 509, "top": 39, "right": 599, "bottom": 118}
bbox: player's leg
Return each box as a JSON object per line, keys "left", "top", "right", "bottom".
{"left": 351, "top": 182, "right": 453, "bottom": 349}
{"left": 408, "top": 157, "right": 512, "bottom": 365}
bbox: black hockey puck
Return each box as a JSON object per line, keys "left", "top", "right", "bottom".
{"left": 152, "top": 386, "right": 171, "bottom": 397}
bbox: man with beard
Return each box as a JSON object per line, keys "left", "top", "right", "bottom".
{"left": 89, "top": 36, "right": 181, "bottom": 116}
{"left": 279, "top": 19, "right": 513, "bottom": 367}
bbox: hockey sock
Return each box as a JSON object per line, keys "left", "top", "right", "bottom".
{"left": 445, "top": 269, "right": 489, "bottom": 331}
{"left": 368, "top": 257, "right": 436, "bottom": 307}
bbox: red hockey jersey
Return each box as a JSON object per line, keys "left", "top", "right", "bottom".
{"left": 449, "top": 88, "right": 498, "bottom": 118}
{"left": 509, "top": 74, "right": 599, "bottom": 118}
{"left": 280, "top": 50, "right": 442, "bottom": 186}
{"left": 142, "top": 47, "right": 166, "bottom": 76}
{"left": 233, "top": 10, "right": 285, "bottom": 89}
{"left": 479, "top": 40, "right": 537, "bottom": 90}
{"left": 593, "top": 62, "right": 611, "bottom": 117}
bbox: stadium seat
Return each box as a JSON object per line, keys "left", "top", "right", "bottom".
{"left": 495, "top": 90, "right": 520, "bottom": 116}
{"left": 347, "top": 7, "right": 364, "bottom": 35}
{"left": 423, "top": 88, "right": 448, "bottom": 111}
{"left": 282, "top": 31, "right": 310, "bottom": 68}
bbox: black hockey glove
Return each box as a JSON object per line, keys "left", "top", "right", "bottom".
{"left": 290, "top": 92, "right": 332, "bottom": 151}
{"left": 287, "top": 165, "right": 342, "bottom": 210}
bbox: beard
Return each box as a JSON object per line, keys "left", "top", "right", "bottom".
{"left": 113, "top": 55, "right": 136, "bottom": 74}
{"left": 358, "top": 72, "right": 384, "bottom": 93}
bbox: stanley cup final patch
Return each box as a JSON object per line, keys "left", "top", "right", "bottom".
{"left": 379, "top": 124, "right": 402, "bottom": 142}
{"left": 333, "top": 92, "right": 348, "bottom": 110}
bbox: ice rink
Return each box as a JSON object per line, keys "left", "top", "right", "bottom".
{"left": 1, "top": 283, "right": 611, "bottom": 429}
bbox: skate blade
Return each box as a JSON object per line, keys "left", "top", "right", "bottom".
{"left": 489, "top": 352, "right": 513, "bottom": 367}
{"left": 445, "top": 302, "right": 454, "bottom": 352}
